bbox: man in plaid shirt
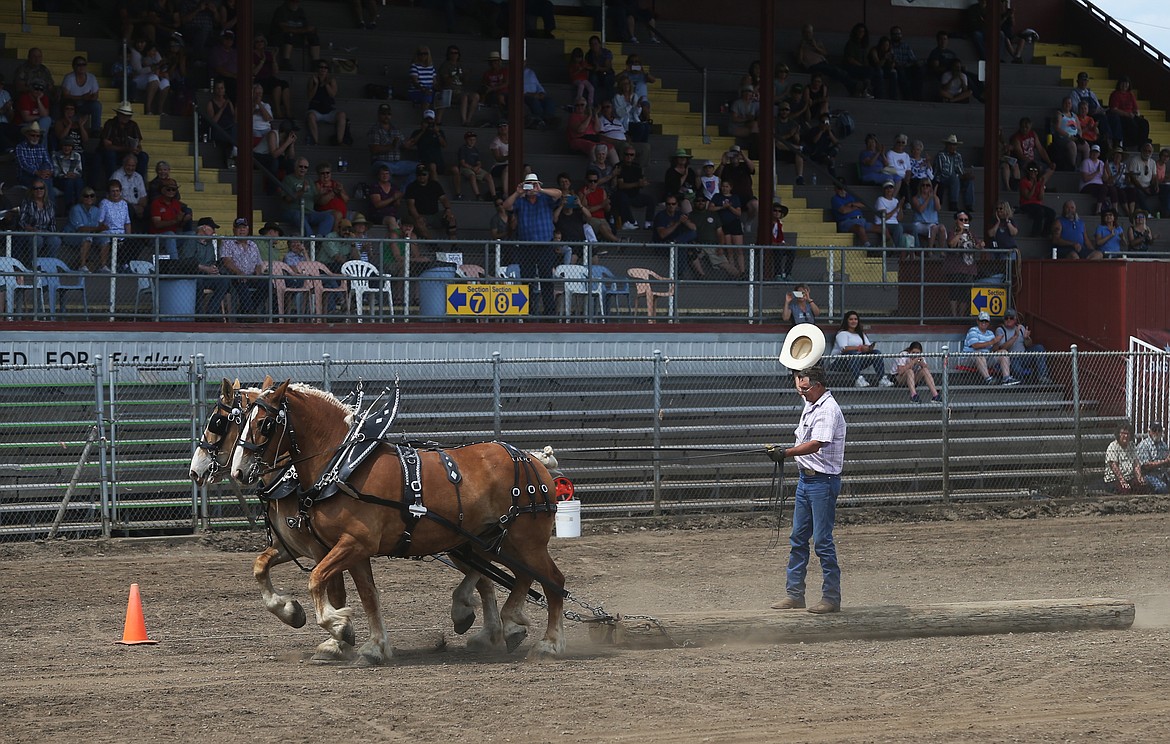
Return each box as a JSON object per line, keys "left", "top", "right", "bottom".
{"left": 888, "top": 26, "right": 923, "bottom": 101}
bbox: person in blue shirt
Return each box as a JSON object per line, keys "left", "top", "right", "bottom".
{"left": 1094, "top": 208, "right": 1124, "bottom": 255}
{"left": 502, "top": 172, "right": 563, "bottom": 316}
{"left": 830, "top": 183, "right": 872, "bottom": 247}
{"left": 962, "top": 311, "right": 1018, "bottom": 385}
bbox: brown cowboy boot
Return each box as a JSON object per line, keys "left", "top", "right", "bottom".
{"left": 770, "top": 596, "right": 806, "bottom": 610}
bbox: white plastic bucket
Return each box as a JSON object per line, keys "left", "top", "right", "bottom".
{"left": 554, "top": 499, "right": 581, "bottom": 538}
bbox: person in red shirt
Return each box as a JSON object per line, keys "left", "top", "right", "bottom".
{"left": 481, "top": 51, "right": 508, "bottom": 109}
{"left": 149, "top": 178, "right": 191, "bottom": 259}
{"left": 16, "top": 80, "right": 51, "bottom": 132}
{"left": 576, "top": 168, "right": 618, "bottom": 242}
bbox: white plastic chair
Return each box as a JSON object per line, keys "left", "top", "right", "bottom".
{"left": 553, "top": 264, "right": 591, "bottom": 317}
{"left": 0, "top": 257, "right": 37, "bottom": 320}
{"left": 35, "top": 257, "right": 88, "bottom": 320}
{"left": 340, "top": 260, "right": 392, "bottom": 321}
{"left": 129, "top": 260, "right": 156, "bottom": 315}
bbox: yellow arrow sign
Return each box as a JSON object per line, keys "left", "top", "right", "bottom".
{"left": 445, "top": 283, "right": 530, "bottom": 316}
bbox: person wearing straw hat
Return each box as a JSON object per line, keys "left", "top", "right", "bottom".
{"left": 767, "top": 325, "right": 847, "bottom": 614}
{"left": 935, "top": 134, "right": 974, "bottom": 213}
{"left": 99, "top": 101, "right": 148, "bottom": 180}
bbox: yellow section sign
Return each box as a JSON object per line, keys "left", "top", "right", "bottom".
{"left": 445, "top": 283, "right": 530, "bottom": 316}
{"left": 969, "top": 286, "right": 1006, "bottom": 318}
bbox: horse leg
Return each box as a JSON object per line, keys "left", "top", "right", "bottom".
{"left": 447, "top": 554, "right": 507, "bottom": 651}
{"left": 505, "top": 522, "right": 567, "bottom": 660}
{"left": 253, "top": 546, "right": 307, "bottom": 628}
{"left": 349, "top": 559, "right": 392, "bottom": 666}
{"left": 308, "top": 536, "right": 361, "bottom": 662}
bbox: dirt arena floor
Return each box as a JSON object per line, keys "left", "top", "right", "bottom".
{"left": 2, "top": 505, "right": 1168, "bottom": 743}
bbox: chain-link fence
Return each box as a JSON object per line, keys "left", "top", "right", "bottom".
{"left": 2, "top": 347, "right": 1164, "bottom": 541}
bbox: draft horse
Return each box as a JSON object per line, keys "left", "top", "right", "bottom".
{"left": 229, "top": 379, "right": 567, "bottom": 662}
{"left": 189, "top": 377, "right": 510, "bottom": 662}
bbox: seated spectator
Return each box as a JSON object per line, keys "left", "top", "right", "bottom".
{"left": 454, "top": 130, "right": 496, "bottom": 202}
{"left": 567, "top": 47, "right": 594, "bottom": 108}
{"left": 1070, "top": 71, "right": 1119, "bottom": 149}
{"left": 961, "top": 311, "right": 1015, "bottom": 385}
{"left": 219, "top": 217, "right": 267, "bottom": 318}
{"left": 130, "top": 38, "right": 169, "bottom": 115}
{"left": 612, "top": 145, "right": 655, "bottom": 232}
{"left": 796, "top": 23, "right": 854, "bottom": 95}
{"left": 60, "top": 56, "right": 101, "bottom": 137}
{"left": 269, "top": 0, "right": 321, "bottom": 72}
{"left": 368, "top": 164, "right": 403, "bottom": 234}
{"left": 1009, "top": 117, "right": 1054, "bottom": 174}
{"left": 1094, "top": 208, "right": 1124, "bottom": 256}
{"left": 1126, "top": 142, "right": 1159, "bottom": 215}
{"left": 15, "top": 79, "right": 51, "bottom": 134}
{"left": 96, "top": 179, "right": 132, "bottom": 265}
{"left": 1103, "top": 424, "right": 1150, "bottom": 494}
{"left": 52, "top": 134, "right": 85, "bottom": 208}
{"left": 15, "top": 122, "right": 54, "bottom": 191}
{"left": 832, "top": 311, "right": 893, "bottom": 387}
{"left": 313, "top": 161, "right": 349, "bottom": 227}
{"left": 481, "top": 51, "right": 508, "bottom": 111}
{"left": 13, "top": 47, "right": 54, "bottom": 99}
{"left": 1017, "top": 163, "right": 1055, "bottom": 237}
{"left": 147, "top": 161, "right": 173, "bottom": 203}
{"left": 772, "top": 63, "right": 792, "bottom": 103}
{"left": 306, "top": 60, "right": 350, "bottom": 146}
{"left": 782, "top": 82, "right": 810, "bottom": 123}
{"left": 867, "top": 35, "right": 899, "bottom": 100}
{"left": 939, "top": 59, "right": 973, "bottom": 104}
{"left": 585, "top": 35, "right": 615, "bottom": 105}
{"left": 619, "top": 53, "right": 656, "bottom": 118}
{"left": 489, "top": 121, "right": 510, "bottom": 190}
{"left": 663, "top": 149, "right": 698, "bottom": 211}
{"left": 205, "top": 80, "right": 237, "bottom": 169}
{"left": 367, "top": 104, "right": 418, "bottom": 188}
{"left": 1076, "top": 100, "right": 1100, "bottom": 150}
{"left": 99, "top": 103, "right": 149, "bottom": 180}
{"left": 988, "top": 201, "right": 1020, "bottom": 263}
{"left": 1108, "top": 76, "right": 1149, "bottom": 148}
{"left": 252, "top": 34, "right": 291, "bottom": 120}
{"left": 180, "top": 217, "right": 231, "bottom": 319}
{"left": 319, "top": 218, "right": 361, "bottom": 273}
{"left": 800, "top": 73, "right": 832, "bottom": 121}
{"left": 406, "top": 109, "right": 448, "bottom": 181}
{"left": 257, "top": 222, "right": 287, "bottom": 264}
{"left": 408, "top": 46, "right": 438, "bottom": 112}
{"left": 872, "top": 180, "right": 904, "bottom": 247}
{"left": 652, "top": 196, "right": 698, "bottom": 269}
{"left": 1051, "top": 200, "right": 1099, "bottom": 260}
{"left": 783, "top": 283, "right": 819, "bottom": 326}
{"left": 16, "top": 178, "right": 61, "bottom": 263}
{"left": 1054, "top": 96, "right": 1088, "bottom": 170}
{"left": 803, "top": 114, "right": 840, "bottom": 179}
{"left": 576, "top": 169, "right": 619, "bottom": 242}
{"left": 711, "top": 179, "right": 745, "bottom": 277}
{"left": 1135, "top": 423, "right": 1170, "bottom": 495}
{"left": 438, "top": 45, "right": 480, "bottom": 127}
{"left": 1080, "top": 145, "right": 1111, "bottom": 215}
{"left": 67, "top": 187, "right": 109, "bottom": 272}
{"left": 945, "top": 210, "right": 981, "bottom": 315}
{"left": 884, "top": 134, "right": 911, "bottom": 192}
{"left": 611, "top": 76, "right": 650, "bottom": 147}
{"left": 404, "top": 164, "right": 456, "bottom": 241}
{"left": 113, "top": 154, "right": 150, "bottom": 230}
{"left": 893, "top": 342, "right": 940, "bottom": 403}
{"left": 908, "top": 180, "right": 946, "bottom": 249}
{"left": 842, "top": 23, "right": 876, "bottom": 98}
{"left": 281, "top": 157, "right": 334, "bottom": 236}
{"left": 773, "top": 102, "right": 806, "bottom": 185}
{"left": 1123, "top": 211, "right": 1158, "bottom": 252}
{"left": 149, "top": 178, "right": 192, "bottom": 259}
{"left": 686, "top": 194, "right": 726, "bottom": 278}
{"left": 935, "top": 134, "right": 975, "bottom": 213}
{"left": 522, "top": 63, "right": 559, "bottom": 130}
{"left": 857, "top": 134, "right": 888, "bottom": 186}
{"left": 997, "top": 128, "right": 1019, "bottom": 191}
{"left": 907, "top": 139, "right": 935, "bottom": 190}
{"left": 566, "top": 98, "right": 604, "bottom": 159}
{"left": 1106, "top": 148, "right": 1137, "bottom": 221}
{"left": 717, "top": 145, "right": 759, "bottom": 226}
{"left": 255, "top": 120, "right": 298, "bottom": 190}
{"left": 994, "top": 308, "right": 1050, "bottom": 383}
{"left": 206, "top": 30, "right": 238, "bottom": 101}
{"left": 729, "top": 85, "right": 760, "bottom": 145}
{"left": 830, "top": 183, "right": 872, "bottom": 247}
{"left": 925, "top": 30, "right": 958, "bottom": 93}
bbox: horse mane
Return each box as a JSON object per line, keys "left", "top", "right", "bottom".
{"left": 286, "top": 383, "right": 356, "bottom": 426}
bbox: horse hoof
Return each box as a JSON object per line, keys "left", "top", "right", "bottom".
{"left": 286, "top": 602, "right": 307, "bottom": 629}
{"left": 311, "top": 639, "right": 355, "bottom": 662}
{"left": 341, "top": 624, "right": 356, "bottom": 647}
{"left": 526, "top": 640, "right": 562, "bottom": 660}
{"left": 505, "top": 627, "right": 528, "bottom": 653}
{"left": 453, "top": 611, "right": 475, "bottom": 635}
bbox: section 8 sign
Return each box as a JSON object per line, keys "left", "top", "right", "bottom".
{"left": 446, "top": 283, "right": 530, "bottom": 316}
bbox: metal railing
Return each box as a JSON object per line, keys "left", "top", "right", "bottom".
{"left": 638, "top": 23, "right": 710, "bottom": 144}
{"left": 0, "top": 347, "right": 1163, "bottom": 542}
{"left": 1072, "top": 0, "right": 1170, "bottom": 73}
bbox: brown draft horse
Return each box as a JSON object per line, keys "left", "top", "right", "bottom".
{"left": 189, "top": 378, "right": 509, "bottom": 663}
{"left": 229, "top": 379, "right": 567, "bottom": 662}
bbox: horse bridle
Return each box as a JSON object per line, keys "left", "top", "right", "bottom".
{"left": 195, "top": 390, "right": 247, "bottom": 480}
{"left": 236, "top": 390, "right": 297, "bottom": 484}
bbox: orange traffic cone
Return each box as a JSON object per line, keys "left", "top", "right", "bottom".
{"left": 116, "top": 583, "right": 158, "bottom": 645}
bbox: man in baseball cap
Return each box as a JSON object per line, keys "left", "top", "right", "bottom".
{"left": 963, "top": 310, "right": 1018, "bottom": 385}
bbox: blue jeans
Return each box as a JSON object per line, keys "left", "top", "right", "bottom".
{"left": 1009, "top": 345, "right": 1049, "bottom": 380}
{"left": 283, "top": 208, "right": 334, "bottom": 237}
{"left": 939, "top": 173, "right": 974, "bottom": 210}
{"left": 841, "top": 352, "right": 884, "bottom": 381}
{"left": 786, "top": 472, "right": 842, "bottom": 604}
{"left": 373, "top": 159, "right": 418, "bottom": 188}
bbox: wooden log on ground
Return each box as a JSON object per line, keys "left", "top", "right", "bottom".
{"left": 605, "top": 598, "right": 1135, "bottom": 649}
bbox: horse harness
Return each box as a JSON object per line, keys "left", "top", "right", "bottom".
{"left": 244, "top": 388, "right": 564, "bottom": 597}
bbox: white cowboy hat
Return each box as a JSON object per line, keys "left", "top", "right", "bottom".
{"left": 115, "top": 101, "right": 134, "bottom": 116}
{"left": 779, "top": 323, "right": 826, "bottom": 371}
